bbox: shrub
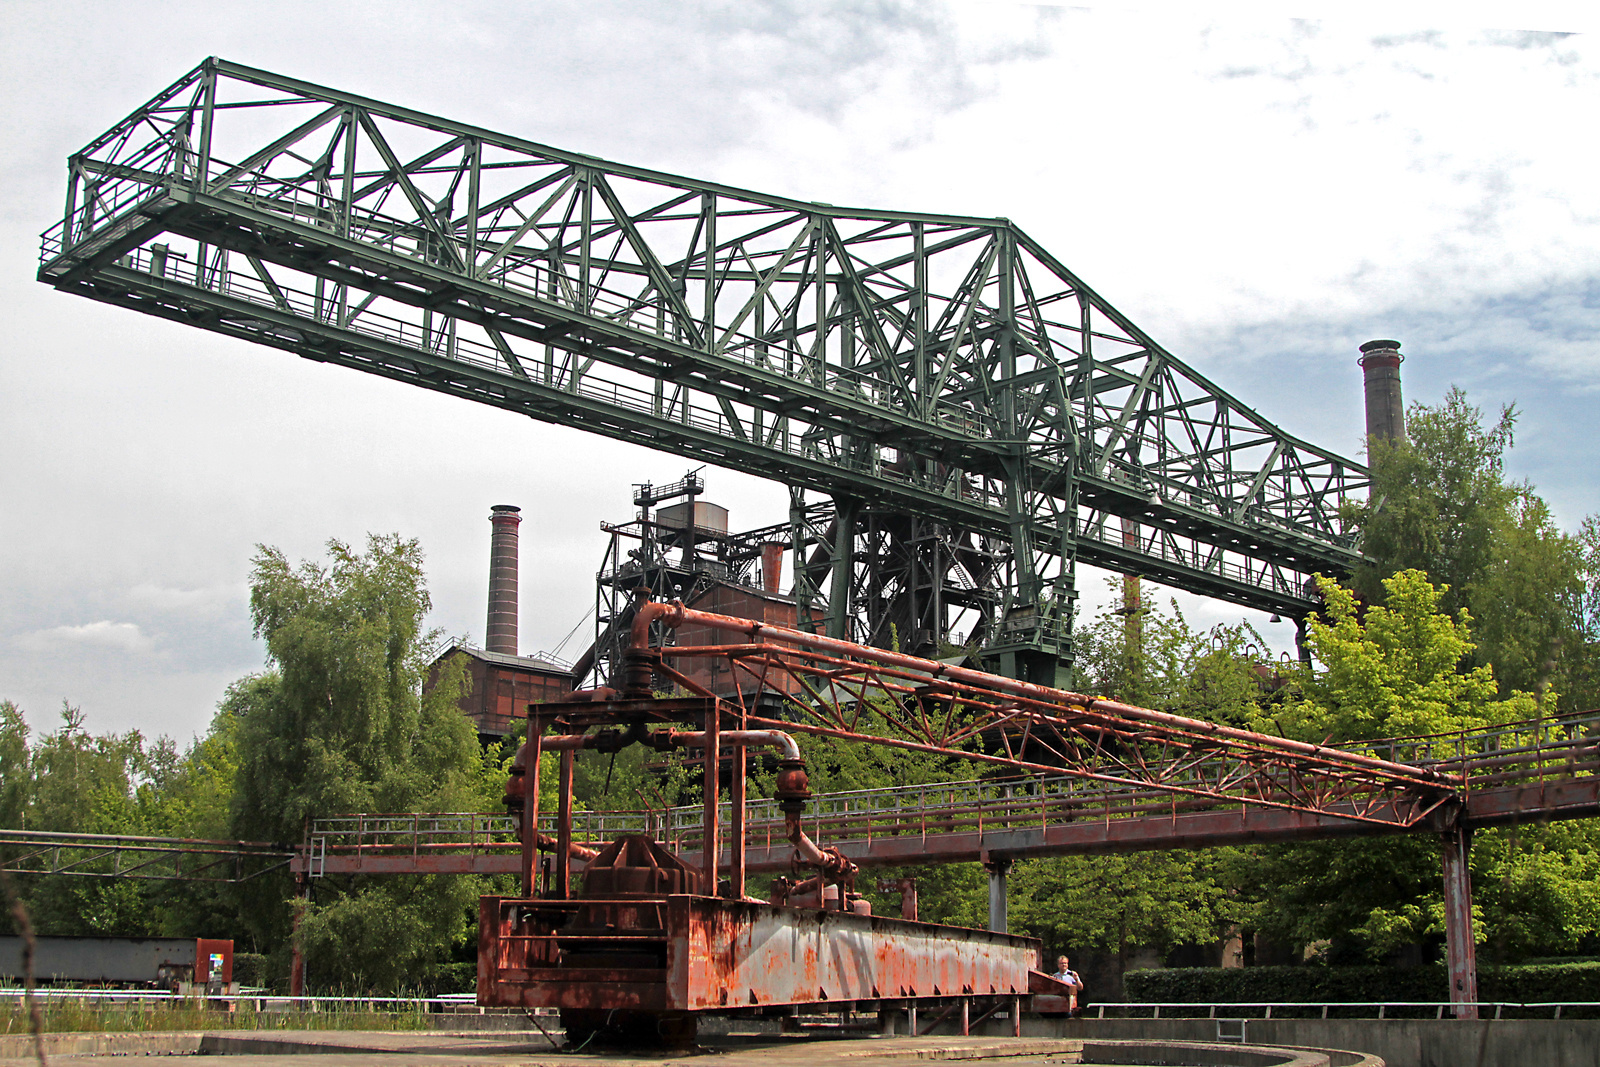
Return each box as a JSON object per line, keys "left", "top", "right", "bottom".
{"left": 1124, "top": 962, "right": 1600, "bottom": 1017}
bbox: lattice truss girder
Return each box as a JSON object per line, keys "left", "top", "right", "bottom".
{"left": 650, "top": 642, "right": 1454, "bottom": 830}
{"left": 39, "top": 58, "right": 1368, "bottom": 626}
{"left": 0, "top": 831, "right": 290, "bottom": 883}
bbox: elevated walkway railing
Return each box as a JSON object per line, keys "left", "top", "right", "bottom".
{"left": 302, "top": 710, "right": 1599, "bottom": 863}
{"left": 1096, "top": 1001, "right": 1600, "bottom": 1021}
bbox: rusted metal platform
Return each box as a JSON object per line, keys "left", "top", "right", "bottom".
{"left": 478, "top": 893, "right": 1037, "bottom": 1014}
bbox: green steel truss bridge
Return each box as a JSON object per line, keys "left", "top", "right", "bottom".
{"left": 37, "top": 58, "right": 1367, "bottom": 681}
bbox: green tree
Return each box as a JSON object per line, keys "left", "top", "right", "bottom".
{"left": 1072, "top": 581, "right": 1270, "bottom": 728}
{"left": 1473, "top": 821, "right": 1600, "bottom": 961}
{"left": 1349, "top": 386, "right": 1597, "bottom": 708}
{"left": 1238, "top": 570, "right": 1599, "bottom": 963}
{"left": 227, "top": 534, "right": 483, "bottom": 992}
{"left": 1352, "top": 387, "right": 1518, "bottom": 617}
{"left": 1471, "top": 490, "right": 1589, "bottom": 702}
{"left": 0, "top": 702, "right": 28, "bottom": 831}
{"left": 1241, "top": 836, "right": 1447, "bottom": 963}
{"left": 231, "top": 536, "right": 478, "bottom": 842}
{"left": 131, "top": 704, "right": 250, "bottom": 942}
{"left": 14, "top": 703, "right": 155, "bottom": 936}
{"left": 1010, "top": 850, "right": 1238, "bottom": 973}
{"left": 1258, "top": 571, "right": 1537, "bottom": 743}
{"left": 1569, "top": 517, "right": 1600, "bottom": 709}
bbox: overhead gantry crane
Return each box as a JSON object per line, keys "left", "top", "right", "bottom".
{"left": 38, "top": 57, "right": 1369, "bottom": 685}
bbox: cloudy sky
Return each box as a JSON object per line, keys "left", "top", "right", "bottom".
{"left": 3, "top": 1, "right": 1596, "bottom": 745}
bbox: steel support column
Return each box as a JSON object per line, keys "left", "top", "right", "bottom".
{"left": 985, "top": 857, "right": 1011, "bottom": 933}
{"left": 730, "top": 724, "right": 747, "bottom": 899}
{"left": 827, "top": 496, "right": 860, "bottom": 640}
{"left": 555, "top": 748, "right": 574, "bottom": 898}
{"left": 522, "top": 719, "right": 543, "bottom": 898}
{"left": 702, "top": 706, "right": 720, "bottom": 895}
{"left": 289, "top": 875, "right": 309, "bottom": 999}
{"left": 1442, "top": 826, "right": 1478, "bottom": 1019}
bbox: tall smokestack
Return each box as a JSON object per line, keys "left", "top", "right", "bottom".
{"left": 1358, "top": 339, "right": 1406, "bottom": 444}
{"left": 760, "top": 542, "right": 785, "bottom": 595}
{"left": 486, "top": 505, "right": 521, "bottom": 655}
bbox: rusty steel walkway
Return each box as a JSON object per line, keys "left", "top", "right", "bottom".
{"left": 291, "top": 708, "right": 1600, "bottom": 879}
{"left": 4, "top": 710, "right": 1592, "bottom": 884}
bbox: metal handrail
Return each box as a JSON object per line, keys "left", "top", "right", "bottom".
{"left": 1100, "top": 1000, "right": 1600, "bottom": 1021}
{"left": 303, "top": 711, "right": 1599, "bottom": 858}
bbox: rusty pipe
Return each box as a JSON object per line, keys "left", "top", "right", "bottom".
{"left": 658, "top": 726, "right": 843, "bottom": 877}
{"left": 649, "top": 602, "right": 1451, "bottom": 789}
{"left": 504, "top": 732, "right": 603, "bottom": 780}
{"left": 623, "top": 597, "right": 685, "bottom": 695}
{"left": 533, "top": 830, "right": 600, "bottom": 862}
{"left": 662, "top": 729, "right": 801, "bottom": 762}
{"left": 522, "top": 727, "right": 799, "bottom": 761}
{"left": 541, "top": 733, "right": 599, "bottom": 751}
{"left": 629, "top": 597, "right": 684, "bottom": 652}
{"left": 787, "top": 814, "right": 830, "bottom": 867}
{"left": 660, "top": 727, "right": 811, "bottom": 811}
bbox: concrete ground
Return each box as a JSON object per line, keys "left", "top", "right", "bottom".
{"left": 0, "top": 1028, "right": 1379, "bottom": 1066}
{"left": 0, "top": 1031, "right": 1095, "bottom": 1067}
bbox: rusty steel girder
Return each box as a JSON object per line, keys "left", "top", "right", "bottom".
{"left": 467, "top": 594, "right": 1474, "bottom": 1035}
{"left": 633, "top": 598, "right": 1459, "bottom": 830}
{"left": 478, "top": 893, "right": 1038, "bottom": 1014}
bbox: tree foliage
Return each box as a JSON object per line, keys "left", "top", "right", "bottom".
{"left": 222, "top": 535, "right": 486, "bottom": 991}
{"left": 1010, "top": 851, "right": 1239, "bottom": 966}
{"left": 1072, "top": 578, "right": 1271, "bottom": 727}
{"left": 231, "top": 536, "right": 478, "bottom": 844}
{"left": 1352, "top": 387, "right": 1518, "bottom": 615}
{"left": 1349, "top": 386, "right": 1598, "bottom": 708}
{"left": 1261, "top": 570, "right": 1538, "bottom": 743}
{"left": 0, "top": 702, "right": 29, "bottom": 832}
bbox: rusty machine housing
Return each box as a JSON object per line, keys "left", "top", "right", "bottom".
{"left": 476, "top": 594, "right": 1452, "bottom": 1041}
{"left": 476, "top": 597, "right": 1053, "bottom": 1041}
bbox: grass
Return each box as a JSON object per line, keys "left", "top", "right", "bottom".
{"left": 0, "top": 997, "right": 438, "bottom": 1035}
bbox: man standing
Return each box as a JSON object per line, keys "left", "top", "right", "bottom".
{"left": 1051, "top": 954, "right": 1084, "bottom": 1012}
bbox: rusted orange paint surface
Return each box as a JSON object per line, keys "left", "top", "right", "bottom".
{"left": 479, "top": 893, "right": 1037, "bottom": 1013}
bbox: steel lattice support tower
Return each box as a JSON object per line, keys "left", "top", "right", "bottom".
{"left": 38, "top": 58, "right": 1369, "bottom": 683}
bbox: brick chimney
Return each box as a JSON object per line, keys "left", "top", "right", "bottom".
{"left": 486, "top": 505, "right": 521, "bottom": 655}
{"left": 1358, "top": 339, "right": 1406, "bottom": 445}
{"left": 760, "top": 542, "right": 785, "bottom": 595}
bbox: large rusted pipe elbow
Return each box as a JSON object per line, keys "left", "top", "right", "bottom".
{"left": 501, "top": 734, "right": 601, "bottom": 809}
{"left": 623, "top": 594, "right": 684, "bottom": 696}
{"left": 664, "top": 728, "right": 802, "bottom": 764}
{"left": 657, "top": 727, "right": 832, "bottom": 876}
{"left": 784, "top": 812, "right": 853, "bottom": 880}
{"left": 723, "top": 729, "right": 802, "bottom": 762}
{"left": 628, "top": 595, "right": 684, "bottom": 652}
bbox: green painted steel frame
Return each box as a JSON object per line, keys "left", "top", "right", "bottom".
{"left": 38, "top": 57, "right": 1369, "bottom": 675}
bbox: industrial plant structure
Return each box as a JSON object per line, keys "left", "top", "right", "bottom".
{"left": 32, "top": 56, "right": 1589, "bottom": 1042}
{"left": 38, "top": 56, "right": 1373, "bottom": 688}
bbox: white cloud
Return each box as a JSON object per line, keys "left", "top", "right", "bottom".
{"left": 127, "top": 582, "right": 242, "bottom": 614}
{"left": 16, "top": 620, "right": 152, "bottom": 652}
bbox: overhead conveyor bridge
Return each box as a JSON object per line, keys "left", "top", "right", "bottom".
{"left": 38, "top": 57, "right": 1370, "bottom": 681}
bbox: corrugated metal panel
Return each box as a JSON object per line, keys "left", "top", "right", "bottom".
{"left": 0, "top": 936, "right": 200, "bottom": 984}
